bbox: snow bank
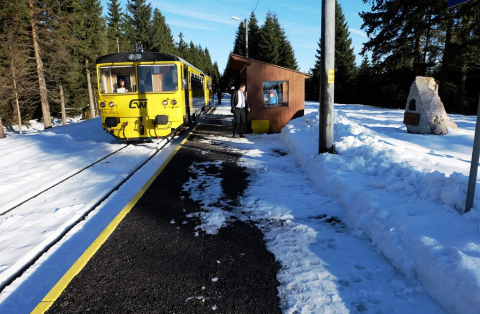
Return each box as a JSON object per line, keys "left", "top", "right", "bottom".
{"left": 280, "top": 110, "right": 480, "bottom": 314}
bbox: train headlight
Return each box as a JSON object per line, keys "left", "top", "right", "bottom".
{"left": 100, "top": 102, "right": 106, "bottom": 108}
{"left": 109, "top": 102, "right": 115, "bottom": 108}
{"left": 171, "top": 99, "right": 177, "bottom": 105}
{"left": 128, "top": 54, "right": 142, "bottom": 61}
{"left": 162, "top": 100, "right": 169, "bottom": 105}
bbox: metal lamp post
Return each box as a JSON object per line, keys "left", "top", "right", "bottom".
{"left": 232, "top": 16, "right": 248, "bottom": 58}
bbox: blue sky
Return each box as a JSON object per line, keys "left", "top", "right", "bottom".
{"left": 101, "top": 0, "right": 372, "bottom": 74}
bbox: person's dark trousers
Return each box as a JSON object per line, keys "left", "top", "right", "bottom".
{"left": 234, "top": 107, "right": 246, "bottom": 136}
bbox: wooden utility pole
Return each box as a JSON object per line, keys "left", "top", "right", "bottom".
{"left": 319, "top": 0, "right": 335, "bottom": 154}
{"left": 29, "top": 0, "right": 52, "bottom": 129}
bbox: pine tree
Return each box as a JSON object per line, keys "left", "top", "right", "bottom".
{"left": 308, "top": 1, "right": 356, "bottom": 103}
{"left": 27, "top": 0, "right": 53, "bottom": 128}
{"left": 150, "top": 8, "right": 175, "bottom": 54}
{"left": 0, "top": 0, "right": 36, "bottom": 131}
{"left": 447, "top": 4, "right": 480, "bottom": 113}
{"left": 277, "top": 23, "right": 298, "bottom": 71}
{"left": 360, "top": 0, "right": 480, "bottom": 112}
{"left": 360, "top": 0, "right": 443, "bottom": 74}
{"left": 203, "top": 48, "right": 214, "bottom": 77}
{"left": 257, "top": 11, "right": 280, "bottom": 64}
{"left": 247, "top": 12, "right": 261, "bottom": 59}
{"left": 212, "top": 61, "right": 220, "bottom": 88}
{"left": 355, "top": 56, "right": 376, "bottom": 106}
{"left": 306, "top": 41, "right": 322, "bottom": 101}
{"left": 175, "top": 32, "right": 188, "bottom": 59}
{"left": 79, "top": 0, "right": 106, "bottom": 118}
{"left": 106, "top": 0, "right": 122, "bottom": 53}
{"left": 45, "top": 0, "right": 86, "bottom": 121}
{"left": 232, "top": 20, "right": 246, "bottom": 57}
{"left": 121, "top": 13, "right": 136, "bottom": 51}
{"left": 334, "top": 0, "right": 357, "bottom": 103}
{"left": 126, "top": 0, "right": 152, "bottom": 51}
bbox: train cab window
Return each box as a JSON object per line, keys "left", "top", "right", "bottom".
{"left": 98, "top": 66, "right": 136, "bottom": 94}
{"left": 138, "top": 64, "right": 178, "bottom": 93}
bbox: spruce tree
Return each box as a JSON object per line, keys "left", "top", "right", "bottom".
{"left": 106, "top": 0, "right": 122, "bottom": 53}
{"left": 212, "top": 61, "right": 220, "bottom": 88}
{"left": 277, "top": 23, "right": 298, "bottom": 71}
{"left": 126, "top": 0, "right": 152, "bottom": 51}
{"left": 334, "top": 0, "right": 357, "bottom": 103}
{"left": 150, "top": 8, "right": 175, "bottom": 54}
{"left": 360, "top": 0, "right": 480, "bottom": 112}
{"left": 121, "top": 13, "right": 135, "bottom": 51}
{"left": 41, "top": 0, "right": 84, "bottom": 122}
{"left": 232, "top": 20, "right": 246, "bottom": 57}
{"left": 79, "top": 0, "right": 106, "bottom": 118}
{"left": 355, "top": 56, "right": 376, "bottom": 106}
{"left": 0, "top": 0, "right": 36, "bottom": 129}
{"left": 306, "top": 41, "right": 322, "bottom": 101}
{"left": 308, "top": 1, "right": 356, "bottom": 103}
{"left": 257, "top": 11, "right": 280, "bottom": 65}
{"left": 247, "top": 12, "right": 261, "bottom": 59}
{"left": 203, "top": 48, "right": 214, "bottom": 77}
{"left": 175, "top": 32, "right": 188, "bottom": 59}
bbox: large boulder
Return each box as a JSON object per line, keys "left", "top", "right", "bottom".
{"left": 403, "top": 76, "right": 458, "bottom": 135}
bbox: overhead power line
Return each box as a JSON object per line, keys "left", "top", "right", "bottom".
{"left": 253, "top": 0, "right": 260, "bottom": 13}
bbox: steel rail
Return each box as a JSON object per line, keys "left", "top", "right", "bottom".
{"left": 0, "top": 137, "right": 173, "bottom": 293}
{"left": 0, "top": 144, "right": 130, "bottom": 216}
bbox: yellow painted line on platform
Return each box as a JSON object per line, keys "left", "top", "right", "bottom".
{"left": 31, "top": 108, "right": 214, "bottom": 314}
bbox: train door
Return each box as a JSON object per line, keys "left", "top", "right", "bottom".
{"left": 183, "top": 64, "right": 191, "bottom": 125}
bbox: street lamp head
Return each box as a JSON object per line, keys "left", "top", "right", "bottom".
{"left": 231, "top": 16, "right": 240, "bottom": 21}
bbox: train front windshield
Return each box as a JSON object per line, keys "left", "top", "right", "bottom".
{"left": 138, "top": 64, "right": 178, "bottom": 93}
{"left": 98, "top": 65, "right": 136, "bottom": 94}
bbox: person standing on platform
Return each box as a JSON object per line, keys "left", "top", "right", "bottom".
{"left": 217, "top": 89, "right": 222, "bottom": 105}
{"left": 230, "top": 83, "right": 249, "bottom": 138}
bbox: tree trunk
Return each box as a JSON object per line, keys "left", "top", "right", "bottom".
{"left": 439, "top": 17, "right": 453, "bottom": 104}
{"left": 85, "top": 57, "right": 96, "bottom": 119}
{"left": 60, "top": 81, "right": 66, "bottom": 125}
{"left": 117, "top": 37, "right": 120, "bottom": 53}
{"left": 0, "top": 117, "right": 5, "bottom": 139}
{"left": 29, "top": 0, "right": 52, "bottom": 129}
{"left": 11, "top": 46, "right": 22, "bottom": 135}
{"left": 457, "top": 65, "right": 467, "bottom": 113}
{"left": 413, "top": 30, "right": 424, "bottom": 76}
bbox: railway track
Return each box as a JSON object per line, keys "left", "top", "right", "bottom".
{"left": 0, "top": 131, "right": 180, "bottom": 294}
{"left": 0, "top": 144, "right": 131, "bottom": 216}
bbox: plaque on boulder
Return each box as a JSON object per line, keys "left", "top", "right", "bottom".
{"left": 404, "top": 76, "right": 458, "bottom": 135}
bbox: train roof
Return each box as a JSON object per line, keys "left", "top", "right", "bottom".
{"left": 95, "top": 52, "right": 211, "bottom": 79}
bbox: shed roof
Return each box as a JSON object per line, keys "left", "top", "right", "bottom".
{"left": 229, "top": 54, "right": 312, "bottom": 77}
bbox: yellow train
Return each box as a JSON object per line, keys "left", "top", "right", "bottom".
{"left": 96, "top": 52, "right": 213, "bottom": 140}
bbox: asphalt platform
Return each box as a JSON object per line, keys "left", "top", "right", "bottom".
{"left": 46, "top": 107, "right": 281, "bottom": 313}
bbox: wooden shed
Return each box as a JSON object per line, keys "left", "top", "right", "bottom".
{"left": 229, "top": 53, "right": 311, "bottom": 133}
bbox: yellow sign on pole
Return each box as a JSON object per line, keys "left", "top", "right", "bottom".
{"left": 328, "top": 70, "right": 335, "bottom": 84}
